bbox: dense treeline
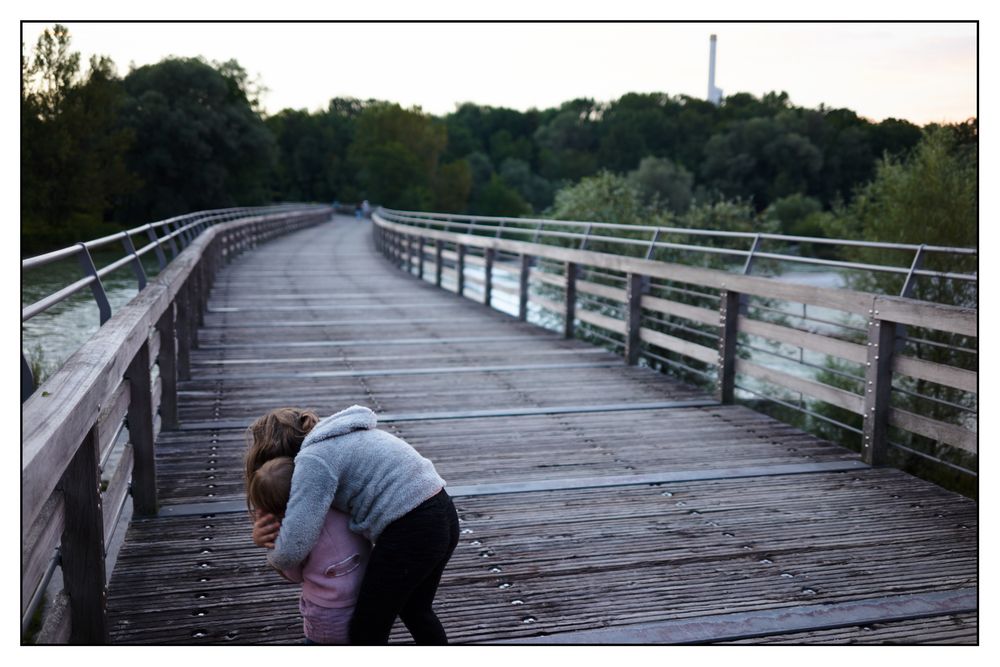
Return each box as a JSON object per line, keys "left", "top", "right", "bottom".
{"left": 21, "top": 25, "right": 973, "bottom": 255}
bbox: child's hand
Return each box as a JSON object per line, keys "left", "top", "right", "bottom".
{"left": 252, "top": 511, "right": 281, "bottom": 549}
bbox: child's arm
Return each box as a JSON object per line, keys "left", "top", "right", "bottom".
{"left": 267, "top": 452, "right": 338, "bottom": 571}
{"left": 274, "top": 562, "right": 304, "bottom": 583}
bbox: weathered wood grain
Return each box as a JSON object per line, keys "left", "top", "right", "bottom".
{"left": 102, "top": 217, "right": 977, "bottom": 646}
{"left": 736, "top": 358, "right": 864, "bottom": 415}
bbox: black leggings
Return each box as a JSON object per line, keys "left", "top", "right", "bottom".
{"left": 348, "top": 489, "right": 459, "bottom": 645}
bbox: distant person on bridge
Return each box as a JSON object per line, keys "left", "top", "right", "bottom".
{"left": 361, "top": 200, "right": 371, "bottom": 218}
{"left": 245, "top": 405, "right": 459, "bottom": 645}
{"left": 246, "top": 456, "right": 371, "bottom": 644}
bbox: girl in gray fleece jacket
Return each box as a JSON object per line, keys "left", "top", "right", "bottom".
{"left": 246, "top": 405, "right": 459, "bottom": 645}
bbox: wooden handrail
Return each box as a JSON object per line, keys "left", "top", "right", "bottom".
{"left": 373, "top": 214, "right": 976, "bottom": 333}
{"left": 21, "top": 206, "right": 329, "bottom": 642}
{"left": 373, "top": 212, "right": 978, "bottom": 473}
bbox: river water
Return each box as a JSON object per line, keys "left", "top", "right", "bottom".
{"left": 21, "top": 250, "right": 165, "bottom": 386}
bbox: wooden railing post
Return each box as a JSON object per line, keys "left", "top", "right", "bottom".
{"left": 418, "top": 237, "right": 426, "bottom": 280}
{"left": 406, "top": 235, "right": 413, "bottom": 274}
{"left": 716, "top": 289, "right": 740, "bottom": 404}
{"left": 484, "top": 248, "right": 495, "bottom": 306}
{"left": 862, "top": 315, "right": 897, "bottom": 465}
{"left": 457, "top": 244, "right": 466, "bottom": 296}
{"left": 435, "top": 240, "right": 443, "bottom": 287}
{"left": 125, "top": 341, "right": 158, "bottom": 516}
{"left": 195, "top": 261, "right": 208, "bottom": 327}
{"left": 176, "top": 284, "right": 192, "bottom": 381}
{"left": 564, "top": 262, "right": 577, "bottom": 338}
{"left": 519, "top": 254, "right": 531, "bottom": 321}
{"left": 625, "top": 273, "right": 644, "bottom": 364}
{"left": 60, "top": 425, "right": 109, "bottom": 643}
{"left": 188, "top": 279, "right": 200, "bottom": 350}
{"left": 156, "top": 303, "right": 178, "bottom": 430}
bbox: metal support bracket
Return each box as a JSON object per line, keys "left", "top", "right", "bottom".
{"left": 77, "top": 244, "right": 112, "bottom": 325}
{"left": 121, "top": 234, "right": 148, "bottom": 290}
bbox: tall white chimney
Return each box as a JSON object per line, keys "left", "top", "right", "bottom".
{"left": 708, "top": 34, "right": 723, "bottom": 105}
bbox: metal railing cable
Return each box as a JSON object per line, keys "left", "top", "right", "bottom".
{"left": 373, "top": 207, "right": 978, "bottom": 485}
{"left": 21, "top": 204, "right": 328, "bottom": 402}
{"left": 378, "top": 207, "right": 978, "bottom": 288}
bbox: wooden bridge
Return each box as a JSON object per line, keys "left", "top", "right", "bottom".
{"left": 22, "top": 208, "right": 978, "bottom": 644}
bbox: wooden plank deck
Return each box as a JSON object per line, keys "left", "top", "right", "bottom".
{"left": 106, "top": 216, "right": 978, "bottom": 645}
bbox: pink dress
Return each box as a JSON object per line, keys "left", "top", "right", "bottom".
{"left": 281, "top": 509, "right": 371, "bottom": 644}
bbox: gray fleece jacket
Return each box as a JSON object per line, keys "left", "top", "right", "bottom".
{"left": 268, "top": 405, "right": 445, "bottom": 571}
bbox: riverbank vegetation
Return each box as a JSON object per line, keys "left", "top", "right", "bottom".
{"left": 21, "top": 25, "right": 974, "bottom": 257}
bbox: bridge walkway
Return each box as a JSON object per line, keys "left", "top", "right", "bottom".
{"left": 105, "top": 216, "right": 977, "bottom": 644}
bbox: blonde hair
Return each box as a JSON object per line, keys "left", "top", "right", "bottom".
{"left": 247, "top": 457, "right": 294, "bottom": 517}
{"left": 244, "top": 407, "right": 319, "bottom": 492}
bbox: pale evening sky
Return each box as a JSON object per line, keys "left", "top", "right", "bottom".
{"left": 20, "top": 21, "right": 977, "bottom": 126}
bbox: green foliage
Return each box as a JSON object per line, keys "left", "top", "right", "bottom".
{"left": 117, "top": 57, "right": 276, "bottom": 222}
{"left": 764, "top": 193, "right": 822, "bottom": 234}
{"left": 266, "top": 107, "right": 350, "bottom": 203}
{"left": 762, "top": 194, "right": 835, "bottom": 258}
{"left": 19, "top": 24, "right": 951, "bottom": 260}
{"left": 22, "top": 25, "right": 79, "bottom": 120}
{"left": 701, "top": 115, "right": 823, "bottom": 209}
{"left": 432, "top": 160, "right": 473, "bottom": 213}
{"left": 821, "top": 122, "right": 977, "bottom": 303}
{"left": 348, "top": 103, "right": 447, "bottom": 209}
{"left": 627, "top": 156, "right": 693, "bottom": 214}
{"left": 534, "top": 99, "right": 601, "bottom": 181}
{"left": 826, "top": 124, "right": 976, "bottom": 247}
{"left": 474, "top": 175, "right": 530, "bottom": 217}
{"left": 547, "top": 171, "right": 647, "bottom": 226}
{"left": 498, "top": 158, "right": 554, "bottom": 211}
{"left": 21, "top": 28, "right": 138, "bottom": 253}
{"left": 811, "top": 124, "right": 978, "bottom": 493}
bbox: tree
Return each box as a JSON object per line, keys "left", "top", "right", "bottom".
{"left": 498, "top": 158, "right": 554, "bottom": 212}
{"left": 348, "top": 103, "right": 446, "bottom": 208}
{"left": 813, "top": 124, "right": 977, "bottom": 486}
{"left": 534, "top": 99, "right": 601, "bottom": 181}
{"left": 627, "top": 156, "right": 693, "bottom": 214}
{"left": 824, "top": 123, "right": 976, "bottom": 302}
{"left": 266, "top": 107, "right": 353, "bottom": 203}
{"left": 473, "top": 174, "right": 530, "bottom": 217}
{"left": 22, "top": 24, "right": 79, "bottom": 121}
{"left": 432, "top": 159, "right": 472, "bottom": 213}
{"left": 21, "top": 26, "right": 137, "bottom": 251}
{"left": 547, "top": 171, "right": 647, "bottom": 227}
{"left": 118, "top": 57, "right": 275, "bottom": 221}
{"left": 701, "top": 115, "right": 823, "bottom": 209}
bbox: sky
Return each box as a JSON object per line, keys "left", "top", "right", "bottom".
{"left": 19, "top": 21, "right": 977, "bottom": 126}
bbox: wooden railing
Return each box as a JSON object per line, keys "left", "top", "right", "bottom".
{"left": 21, "top": 206, "right": 330, "bottom": 643}
{"left": 372, "top": 211, "right": 977, "bottom": 471}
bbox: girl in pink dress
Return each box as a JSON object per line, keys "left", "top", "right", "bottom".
{"left": 247, "top": 457, "right": 371, "bottom": 644}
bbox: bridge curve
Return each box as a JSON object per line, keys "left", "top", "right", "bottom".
{"left": 93, "top": 215, "right": 976, "bottom": 644}
{"left": 22, "top": 208, "right": 977, "bottom": 644}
